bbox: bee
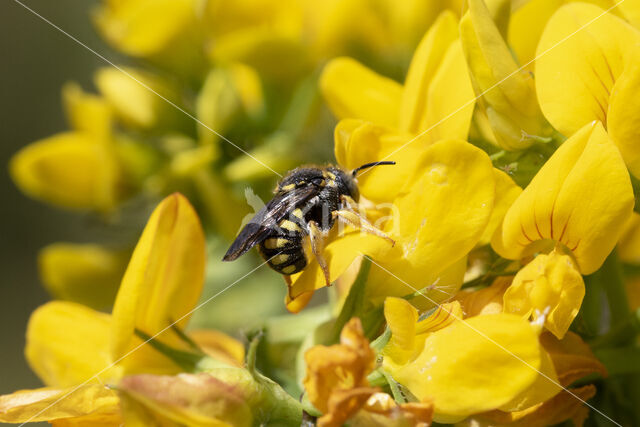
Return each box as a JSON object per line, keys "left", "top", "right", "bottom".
{"left": 222, "top": 162, "right": 396, "bottom": 286}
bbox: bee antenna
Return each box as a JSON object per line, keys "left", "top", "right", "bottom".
{"left": 351, "top": 161, "right": 396, "bottom": 177}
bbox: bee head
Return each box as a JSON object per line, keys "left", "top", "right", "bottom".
{"left": 330, "top": 161, "right": 395, "bottom": 202}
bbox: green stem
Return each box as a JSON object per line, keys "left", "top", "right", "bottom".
{"left": 247, "top": 332, "right": 263, "bottom": 377}
{"left": 370, "top": 328, "right": 391, "bottom": 352}
{"left": 590, "top": 308, "right": 640, "bottom": 349}
{"left": 599, "top": 250, "right": 631, "bottom": 328}
{"left": 382, "top": 371, "right": 407, "bottom": 404}
{"left": 331, "top": 257, "right": 372, "bottom": 343}
{"left": 367, "top": 369, "right": 387, "bottom": 387}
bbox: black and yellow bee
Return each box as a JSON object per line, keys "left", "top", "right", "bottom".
{"left": 222, "top": 162, "right": 395, "bottom": 285}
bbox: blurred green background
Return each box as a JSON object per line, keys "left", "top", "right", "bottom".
{"left": 0, "top": 0, "right": 108, "bottom": 394}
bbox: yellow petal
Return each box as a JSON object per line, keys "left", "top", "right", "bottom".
{"left": 94, "top": 0, "right": 196, "bottom": 57}
{"left": 286, "top": 232, "right": 390, "bottom": 313}
{"left": 196, "top": 65, "right": 264, "bottom": 148}
{"left": 386, "top": 313, "right": 541, "bottom": 419}
{"left": 382, "top": 0, "right": 454, "bottom": 53}
{"left": 25, "top": 301, "right": 119, "bottom": 388}
{"left": 95, "top": 67, "right": 178, "bottom": 129}
{"left": 508, "top": 0, "right": 560, "bottom": 68}
{"left": 208, "top": 28, "right": 308, "bottom": 81}
{"left": 320, "top": 58, "right": 402, "bottom": 128}
{"left": 535, "top": 3, "right": 640, "bottom": 136}
{"left": 399, "top": 11, "right": 458, "bottom": 134}
{"left": 38, "top": 243, "right": 129, "bottom": 310}
{"left": 228, "top": 63, "right": 265, "bottom": 120}
{"left": 496, "top": 121, "right": 634, "bottom": 274}
{"left": 504, "top": 251, "right": 585, "bottom": 339}
{"left": 196, "top": 68, "right": 242, "bottom": 148}
{"left": 460, "top": 0, "right": 548, "bottom": 150}
{"left": 0, "top": 385, "right": 120, "bottom": 424}
{"left": 480, "top": 169, "right": 523, "bottom": 245}
{"left": 419, "top": 40, "right": 476, "bottom": 141}
{"left": 619, "top": 0, "right": 640, "bottom": 28}
{"left": 365, "top": 245, "right": 468, "bottom": 313}
{"left": 415, "top": 301, "right": 463, "bottom": 333}
{"left": 455, "top": 276, "right": 512, "bottom": 317}
{"left": 334, "top": 119, "right": 427, "bottom": 204}
{"left": 370, "top": 140, "right": 494, "bottom": 299}
{"left": 303, "top": 318, "right": 375, "bottom": 413}
{"left": 9, "top": 132, "right": 121, "bottom": 212}
{"left": 382, "top": 297, "right": 419, "bottom": 365}
{"left": 607, "top": 47, "right": 640, "bottom": 178}
{"left": 498, "top": 348, "right": 561, "bottom": 412}
{"left": 188, "top": 329, "right": 245, "bottom": 367}
{"left": 119, "top": 373, "right": 252, "bottom": 427}
{"left": 62, "top": 83, "right": 112, "bottom": 139}
{"left": 111, "top": 193, "right": 206, "bottom": 374}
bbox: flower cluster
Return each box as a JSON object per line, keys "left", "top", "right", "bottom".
{"left": 3, "top": 0, "right": 640, "bottom": 426}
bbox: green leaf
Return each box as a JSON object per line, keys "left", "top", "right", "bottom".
{"left": 595, "top": 347, "right": 640, "bottom": 376}
{"left": 330, "top": 257, "right": 371, "bottom": 343}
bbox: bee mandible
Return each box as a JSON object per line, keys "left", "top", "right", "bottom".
{"left": 222, "top": 162, "right": 396, "bottom": 286}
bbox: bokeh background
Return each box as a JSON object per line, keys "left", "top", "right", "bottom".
{"left": 0, "top": 0, "right": 107, "bottom": 395}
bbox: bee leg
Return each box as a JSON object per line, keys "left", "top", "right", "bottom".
{"left": 283, "top": 275, "right": 292, "bottom": 287}
{"left": 339, "top": 194, "right": 358, "bottom": 210}
{"left": 332, "top": 210, "right": 395, "bottom": 246}
{"left": 308, "top": 220, "right": 331, "bottom": 287}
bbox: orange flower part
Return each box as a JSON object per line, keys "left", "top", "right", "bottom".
{"left": 303, "top": 318, "right": 375, "bottom": 413}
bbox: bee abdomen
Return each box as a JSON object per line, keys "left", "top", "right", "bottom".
{"left": 259, "top": 233, "right": 307, "bottom": 275}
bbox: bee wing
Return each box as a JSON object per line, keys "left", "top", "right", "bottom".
{"left": 222, "top": 185, "right": 318, "bottom": 261}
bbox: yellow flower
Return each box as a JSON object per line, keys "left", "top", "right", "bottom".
{"left": 472, "top": 331, "right": 607, "bottom": 426}
{"left": 38, "top": 243, "right": 129, "bottom": 310}
{"left": 460, "top": 0, "right": 550, "bottom": 150}
{"left": 94, "top": 67, "right": 180, "bottom": 130}
{"left": 10, "top": 84, "right": 122, "bottom": 212}
{"left": 504, "top": 249, "right": 585, "bottom": 339}
{"left": 535, "top": 2, "right": 640, "bottom": 177}
{"left": 303, "top": 318, "right": 433, "bottom": 427}
{"left": 321, "top": 10, "right": 476, "bottom": 144}
{"left": 0, "top": 194, "right": 244, "bottom": 424}
{"left": 382, "top": 297, "right": 546, "bottom": 423}
{"left": 94, "top": 0, "right": 198, "bottom": 59}
{"left": 495, "top": 121, "right": 633, "bottom": 273}
{"left": 203, "top": 0, "right": 307, "bottom": 79}
{"left": 493, "top": 121, "right": 633, "bottom": 337}
{"left": 508, "top": 0, "right": 624, "bottom": 70}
